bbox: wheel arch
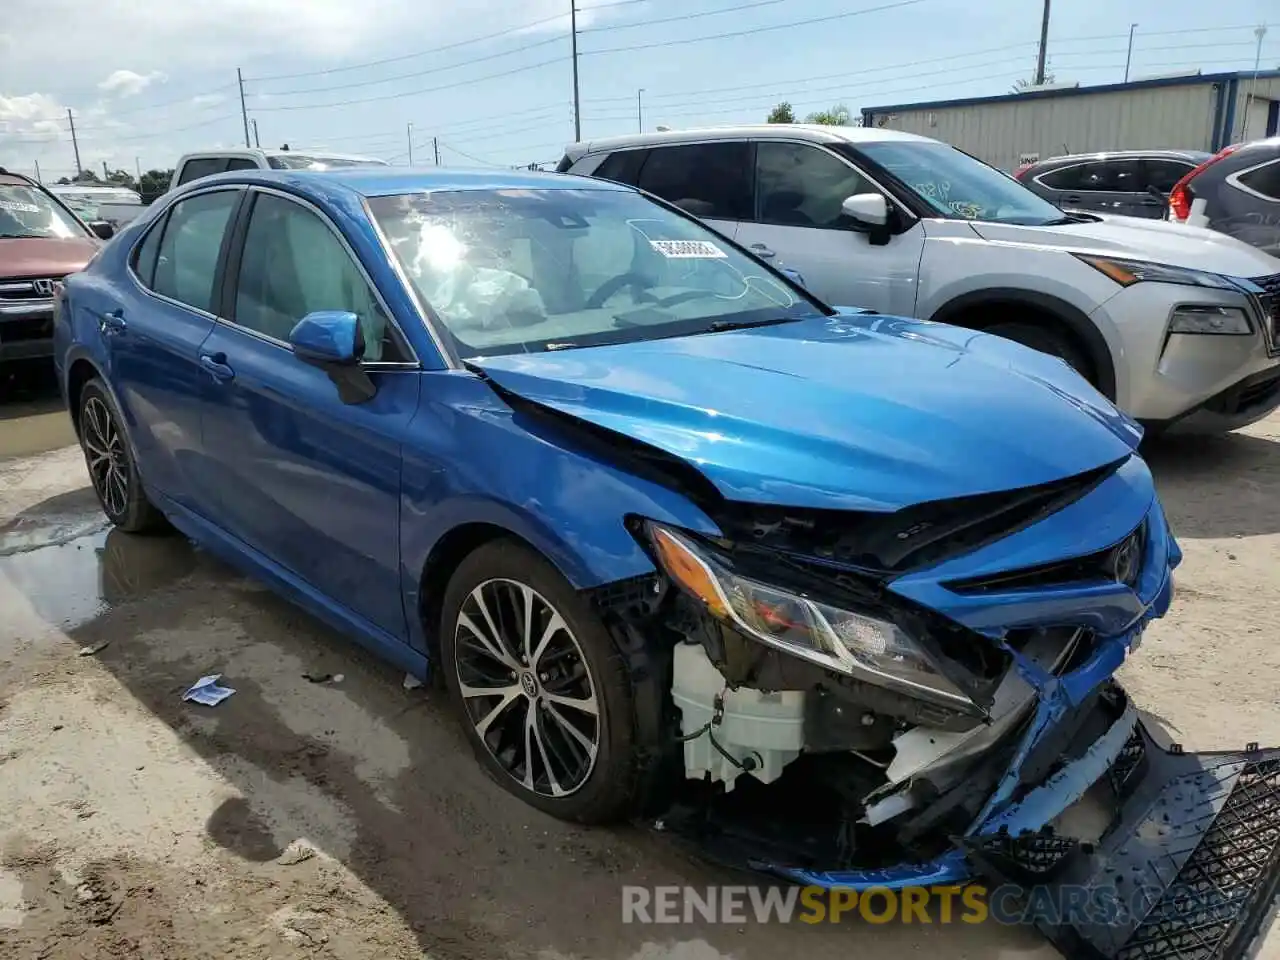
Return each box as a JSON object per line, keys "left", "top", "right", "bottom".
{"left": 929, "top": 288, "right": 1117, "bottom": 402}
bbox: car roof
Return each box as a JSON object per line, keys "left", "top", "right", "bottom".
{"left": 1029, "top": 149, "right": 1211, "bottom": 166}
{"left": 185, "top": 166, "right": 632, "bottom": 199}
{"left": 565, "top": 124, "right": 935, "bottom": 156}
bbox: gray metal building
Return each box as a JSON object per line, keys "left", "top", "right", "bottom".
{"left": 861, "top": 70, "right": 1280, "bottom": 171}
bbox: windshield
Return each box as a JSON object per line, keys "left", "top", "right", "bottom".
{"left": 268, "top": 155, "right": 388, "bottom": 170}
{"left": 0, "top": 183, "right": 89, "bottom": 239}
{"left": 54, "top": 189, "right": 141, "bottom": 221}
{"left": 857, "top": 141, "right": 1068, "bottom": 226}
{"left": 368, "top": 187, "right": 821, "bottom": 357}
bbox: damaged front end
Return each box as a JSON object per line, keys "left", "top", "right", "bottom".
{"left": 599, "top": 457, "right": 1279, "bottom": 960}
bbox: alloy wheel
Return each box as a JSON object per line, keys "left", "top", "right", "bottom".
{"left": 83, "top": 396, "right": 129, "bottom": 518}
{"left": 453, "top": 578, "right": 600, "bottom": 798}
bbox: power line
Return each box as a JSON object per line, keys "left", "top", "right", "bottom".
{"left": 578, "top": 0, "right": 789, "bottom": 34}
{"left": 249, "top": 56, "right": 565, "bottom": 112}
{"left": 254, "top": 35, "right": 565, "bottom": 97}
{"left": 245, "top": 11, "right": 569, "bottom": 82}
{"left": 580, "top": 0, "right": 929, "bottom": 56}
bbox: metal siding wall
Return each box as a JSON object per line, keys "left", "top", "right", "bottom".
{"left": 872, "top": 83, "right": 1221, "bottom": 170}
{"left": 1233, "top": 76, "right": 1280, "bottom": 141}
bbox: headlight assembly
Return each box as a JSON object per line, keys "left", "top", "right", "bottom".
{"left": 1167, "top": 305, "right": 1252, "bottom": 335}
{"left": 647, "top": 523, "right": 974, "bottom": 710}
{"left": 1074, "top": 254, "right": 1239, "bottom": 291}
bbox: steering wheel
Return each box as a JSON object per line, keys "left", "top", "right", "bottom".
{"left": 585, "top": 272, "right": 657, "bottom": 309}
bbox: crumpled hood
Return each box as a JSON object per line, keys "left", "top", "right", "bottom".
{"left": 968, "top": 214, "right": 1280, "bottom": 278}
{"left": 0, "top": 236, "right": 99, "bottom": 279}
{"left": 473, "top": 313, "right": 1141, "bottom": 512}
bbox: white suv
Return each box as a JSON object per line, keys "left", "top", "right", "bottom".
{"left": 170, "top": 148, "right": 388, "bottom": 191}
{"left": 558, "top": 126, "right": 1280, "bottom": 434}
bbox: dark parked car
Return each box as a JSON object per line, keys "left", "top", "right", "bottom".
{"left": 1168, "top": 136, "right": 1280, "bottom": 257}
{"left": 1014, "top": 150, "right": 1211, "bottom": 219}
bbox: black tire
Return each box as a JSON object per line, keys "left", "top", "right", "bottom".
{"left": 77, "top": 378, "right": 166, "bottom": 533}
{"left": 439, "top": 538, "right": 638, "bottom": 824}
{"left": 986, "top": 321, "right": 1096, "bottom": 385}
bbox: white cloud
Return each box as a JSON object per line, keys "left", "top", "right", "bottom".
{"left": 0, "top": 92, "right": 68, "bottom": 142}
{"left": 190, "top": 93, "right": 227, "bottom": 107}
{"left": 98, "top": 69, "right": 167, "bottom": 97}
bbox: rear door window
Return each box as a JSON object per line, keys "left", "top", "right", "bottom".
{"left": 1042, "top": 159, "right": 1141, "bottom": 193}
{"left": 1237, "top": 159, "right": 1280, "bottom": 201}
{"left": 150, "top": 190, "right": 239, "bottom": 313}
{"left": 224, "top": 158, "right": 260, "bottom": 172}
{"left": 176, "top": 157, "right": 230, "bottom": 186}
{"left": 592, "top": 149, "right": 649, "bottom": 186}
{"left": 1143, "top": 159, "right": 1195, "bottom": 194}
{"left": 636, "top": 142, "right": 752, "bottom": 220}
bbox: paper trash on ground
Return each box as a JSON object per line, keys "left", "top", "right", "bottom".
{"left": 183, "top": 674, "right": 236, "bottom": 706}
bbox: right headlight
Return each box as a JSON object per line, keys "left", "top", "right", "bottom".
{"left": 647, "top": 523, "right": 974, "bottom": 710}
{"left": 1167, "top": 305, "right": 1252, "bottom": 335}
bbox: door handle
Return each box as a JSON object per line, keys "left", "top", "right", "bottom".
{"left": 749, "top": 243, "right": 777, "bottom": 259}
{"left": 199, "top": 353, "right": 235, "bottom": 382}
{"left": 1063, "top": 195, "right": 1083, "bottom": 204}
{"left": 100, "top": 308, "right": 127, "bottom": 336}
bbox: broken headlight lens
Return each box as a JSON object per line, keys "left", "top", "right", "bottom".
{"left": 648, "top": 523, "right": 973, "bottom": 709}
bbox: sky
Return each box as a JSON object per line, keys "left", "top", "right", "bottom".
{"left": 1, "top": 0, "right": 1276, "bottom": 182}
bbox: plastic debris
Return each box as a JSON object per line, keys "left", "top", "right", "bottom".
{"left": 276, "top": 839, "right": 318, "bottom": 866}
{"left": 77, "top": 641, "right": 110, "bottom": 657}
{"left": 183, "top": 674, "right": 236, "bottom": 706}
{"left": 402, "top": 673, "right": 424, "bottom": 691}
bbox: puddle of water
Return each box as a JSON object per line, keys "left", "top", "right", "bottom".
{"left": 0, "top": 526, "right": 198, "bottom": 629}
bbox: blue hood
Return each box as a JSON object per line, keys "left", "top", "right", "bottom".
{"left": 473, "top": 313, "right": 1142, "bottom": 512}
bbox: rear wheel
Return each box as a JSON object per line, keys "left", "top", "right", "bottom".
{"left": 439, "top": 539, "right": 638, "bottom": 824}
{"left": 986, "top": 321, "right": 1096, "bottom": 385}
{"left": 78, "top": 378, "right": 165, "bottom": 533}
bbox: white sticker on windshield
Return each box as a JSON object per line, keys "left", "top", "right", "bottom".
{"left": 649, "top": 239, "right": 727, "bottom": 259}
{"left": 0, "top": 199, "right": 41, "bottom": 214}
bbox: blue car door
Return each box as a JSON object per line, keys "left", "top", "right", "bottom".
{"left": 196, "top": 187, "right": 420, "bottom": 640}
{"left": 99, "top": 186, "right": 244, "bottom": 516}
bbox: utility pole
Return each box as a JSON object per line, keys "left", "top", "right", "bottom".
{"left": 1033, "top": 0, "right": 1051, "bottom": 86}
{"left": 135, "top": 156, "right": 142, "bottom": 182}
{"left": 34, "top": 160, "right": 42, "bottom": 183}
{"left": 103, "top": 160, "right": 110, "bottom": 179}
{"left": 433, "top": 136, "right": 440, "bottom": 165}
{"left": 237, "top": 68, "right": 251, "bottom": 147}
{"left": 1123, "top": 23, "right": 1137, "bottom": 82}
{"left": 67, "top": 109, "right": 82, "bottom": 175}
{"left": 407, "top": 123, "right": 414, "bottom": 166}
{"left": 637, "top": 88, "right": 644, "bottom": 133}
{"left": 1242, "top": 25, "right": 1269, "bottom": 140}
{"left": 252, "top": 119, "right": 261, "bottom": 147}
{"left": 570, "top": 0, "right": 582, "bottom": 141}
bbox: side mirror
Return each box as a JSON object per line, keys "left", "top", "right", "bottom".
{"left": 781, "top": 267, "right": 808, "bottom": 289}
{"left": 289, "top": 310, "right": 376, "bottom": 404}
{"left": 88, "top": 220, "right": 115, "bottom": 240}
{"left": 841, "top": 193, "right": 889, "bottom": 226}
{"left": 290, "top": 310, "right": 363, "bottom": 365}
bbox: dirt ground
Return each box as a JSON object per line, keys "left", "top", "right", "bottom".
{"left": 1, "top": 363, "right": 1278, "bottom": 960}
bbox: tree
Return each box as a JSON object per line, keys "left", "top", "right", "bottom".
{"left": 104, "top": 169, "right": 137, "bottom": 189}
{"left": 767, "top": 102, "right": 795, "bottom": 124}
{"left": 71, "top": 169, "right": 101, "bottom": 184}
{"left": 137, "top": 169, "right": 174, "bottom": 203}
{"left": 804, "top": 104, "right": 854, "bottom": 126}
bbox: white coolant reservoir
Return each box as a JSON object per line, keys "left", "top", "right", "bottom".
{"left": 671, "top": 642, "right": 806, "bottom": 791}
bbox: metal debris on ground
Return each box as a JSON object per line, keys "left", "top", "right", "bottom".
{"left": 182, "top": 674, "right": 236, "bottom": 706}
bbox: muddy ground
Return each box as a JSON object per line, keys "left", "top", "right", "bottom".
{"left": 1, "top": 364, "right": 1278, "bottom": 960}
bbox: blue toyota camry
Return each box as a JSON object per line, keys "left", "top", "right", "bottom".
{"left": 53, "top": 168, "right": 1278, "bottom": 957}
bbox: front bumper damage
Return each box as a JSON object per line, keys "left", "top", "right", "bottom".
{"left": 631, "top": 468, "right": 1279, "bottom": 958}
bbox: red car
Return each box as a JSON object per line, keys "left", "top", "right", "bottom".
{"left": 1, "top": 168, "right": 111, "bottom": 364}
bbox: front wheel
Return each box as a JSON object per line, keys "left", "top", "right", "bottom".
{"left": 439, "top": 539, "right": 639, "bottom": 823}
{"left": 77, "top": 378, "right": 165, "bottom": 533}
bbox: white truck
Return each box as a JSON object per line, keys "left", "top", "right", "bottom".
{"left": 169, "top": 147, "right": 389, "bottom": 191}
